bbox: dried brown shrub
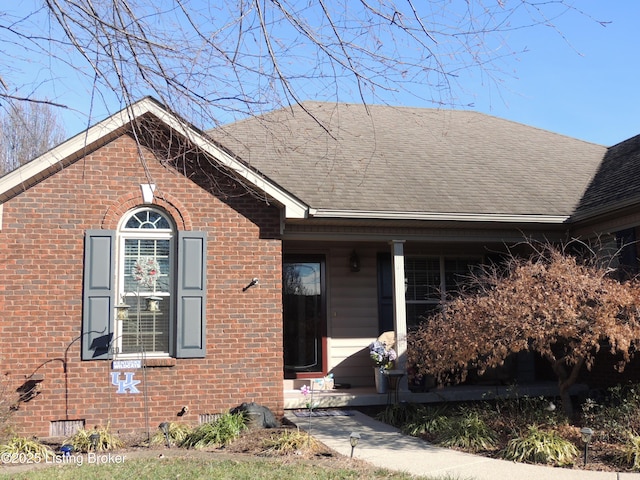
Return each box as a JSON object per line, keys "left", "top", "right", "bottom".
{"left": 408, "top": 240, "right": 640, "bottom": 417}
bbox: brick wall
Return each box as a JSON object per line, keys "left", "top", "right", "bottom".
{"left": 0, "top": 133, "right": 284, "bottom": 438}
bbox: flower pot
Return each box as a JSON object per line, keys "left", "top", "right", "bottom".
{"left": 374, "top": 367, "right": 388, "bottom": 394}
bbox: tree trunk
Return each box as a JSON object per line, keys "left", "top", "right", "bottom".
{"left": 551, "top": 356, "right": 585, "bottom": 419}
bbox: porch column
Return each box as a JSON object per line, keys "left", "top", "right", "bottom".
{"left": 390, "top": 240, "right": 407, "bottom": 375}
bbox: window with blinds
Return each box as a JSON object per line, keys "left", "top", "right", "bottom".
{"left": 405, "top": 256, "right": 481, "bottom": 329}
{"left": 119, "top": 208, "right": 173, "bottom": 355}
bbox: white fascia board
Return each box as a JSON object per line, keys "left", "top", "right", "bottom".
{"left": 0, "top": 98, "right": 309, "bottom": 219}
{"left": 140, "top": 102, "right": 309, "bottom": 219}
{"left": 308, "top": 208, "right": 570, "bottom": 224}
{"left": 0, "top": 106, "right": 136, "bottom": 198}
{"left": 0, "top": 100, "right": 157, "bottom": 198}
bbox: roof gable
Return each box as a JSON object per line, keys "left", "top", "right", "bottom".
{"left": 0, "top": 97, "right": 308, "bottom": 219}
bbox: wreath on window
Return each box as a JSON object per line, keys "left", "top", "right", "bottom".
{"left": 132, "top": 257, "right": 161, "bottom": 287}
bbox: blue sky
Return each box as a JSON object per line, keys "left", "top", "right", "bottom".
{"left": 8, "top": 1, "right": 638, "bottom": 147}
{"left": 448, "top": 2, "right": 640, "bottom": 146}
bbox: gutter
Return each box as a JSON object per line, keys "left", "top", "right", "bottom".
{"left": 307, "top": 208, "right": 570, "bottom": 224}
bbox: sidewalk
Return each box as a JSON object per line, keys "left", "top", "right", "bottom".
{"left": 285, "top": 410, "right": 640, "bottom": 480}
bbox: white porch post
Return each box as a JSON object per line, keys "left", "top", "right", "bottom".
{"left": 390, "top": 240, "right": 407, "bottom": 376}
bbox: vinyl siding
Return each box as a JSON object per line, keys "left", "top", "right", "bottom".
{"left": 326, "top": 245, "right": 383, "bottom": 387}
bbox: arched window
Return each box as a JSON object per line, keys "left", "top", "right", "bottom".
{"left": 82, "top": 210, "right": 207, "bottom": 360}
{"left": 117, "top": 208, "right": 174, "bottom": 355}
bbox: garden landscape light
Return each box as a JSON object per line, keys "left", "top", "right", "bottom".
{"left": 580, "top": 427, "right": 594, "bottom": 465}
{"left": 89, "top": 431, "right": 100, "bottom": 451}
{"left": 159, "top": 422, "right": 171, "bottom": 448}
{"left": 349, "top": 432, "right": 360, "bottom": 458}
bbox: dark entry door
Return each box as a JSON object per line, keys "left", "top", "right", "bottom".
{"left": 283, "top": 257, "right": 326, "bottom": 376}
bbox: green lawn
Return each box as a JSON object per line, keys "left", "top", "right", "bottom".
{"left": 0, "top": 453, "right": 442, "bottom": 480}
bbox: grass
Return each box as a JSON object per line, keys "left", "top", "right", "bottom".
{"left": 0, "top": 453, "right": 441, "bottom": 480}
{"left": 10, "top": 381, "right": 640, "bottom": 477}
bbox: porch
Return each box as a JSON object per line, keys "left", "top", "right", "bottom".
{"left": 283, "top": 381, "right": 588, "bottom": 410}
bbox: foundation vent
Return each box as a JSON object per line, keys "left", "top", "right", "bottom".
{"left": 50, "top": 419, "right": 85, "bottom": 437}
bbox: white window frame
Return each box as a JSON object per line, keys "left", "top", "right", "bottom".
{"left": 115, "top": 207, "right": 175, "bottom": 358}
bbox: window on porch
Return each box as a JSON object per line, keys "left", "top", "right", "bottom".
{"left": 405, "top": 256, "right": 481, "bottom": 329}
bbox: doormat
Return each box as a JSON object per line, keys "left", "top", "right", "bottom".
{"left": 292, "top": 409, "right": 356, "bottom": 418}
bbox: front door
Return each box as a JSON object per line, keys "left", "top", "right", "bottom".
{"left": 283, "top": 256, "right": 326, "bottom": 377}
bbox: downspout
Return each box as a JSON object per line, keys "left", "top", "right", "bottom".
{"left": 390, "top": 240, "right": 407, "bottom": 389}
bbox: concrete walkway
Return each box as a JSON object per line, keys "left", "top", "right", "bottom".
{"left": 285, "top": 410, "right": 640, "bottom": 480}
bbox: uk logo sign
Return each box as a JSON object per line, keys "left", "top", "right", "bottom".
{"left": 111, "top": 372, "right": 141, "bottom": 394}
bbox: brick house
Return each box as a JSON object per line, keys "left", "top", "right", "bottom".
{"left": 1, "top": 98, "right": 640, "bottom": 437}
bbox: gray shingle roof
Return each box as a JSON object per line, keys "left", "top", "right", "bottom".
{"left": 212, "top": 102, "right": 607, "bottom": 219}
{"left": 573, "top": 134, "right": 640, "bottom": 220}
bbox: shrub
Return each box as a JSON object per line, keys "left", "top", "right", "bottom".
{"left": 491, "top": 391, "right": 564, "bottom": 433}
{"left": 375, "top": 403, "right": 424, "bottom": 429}
{"left": 262, "top": 428, "right": 322, "bottom": 454}
{"left": 436, "top": 409, "right": 498, "bottom": 452}
{"left": 0, "top": 436, "right": 54, "bottom": 460}
{"left": 65, "top": 424, "right": 124, "bottom": 453}
{"left": 150, "top": 422, "right": 192, "bottom": 447}
{"left": 581, "top": 383, "right": 640, "bottom": 444}
{"left": 621, "top": 436, "right": 640, "bottom": 470}
{"left": 503, "top": 425, "right": 578, "bottom": 466}
{"left": 401, "top": 405, "right": 453, "bottom": 437}
{"left": 181, "top": 412, "right": 247, "bottom": 448}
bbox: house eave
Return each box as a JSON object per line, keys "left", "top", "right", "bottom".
{"left": 307, "top": 208, "right": 570, "bottom": 224}
{"left": 0, "top": 98, "right": 309, "bottom": 220}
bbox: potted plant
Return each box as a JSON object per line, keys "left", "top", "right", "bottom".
{"left": 369, "top": 340, "right": 397, "bottom": 393}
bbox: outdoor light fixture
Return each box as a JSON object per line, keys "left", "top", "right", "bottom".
{"left": 242, "top": 278, "right": 259, "bottom": 292}
{"left": 159, "top": 422, "right": 171, "bottom": 448}
{"left": 349, "top": 250, "right": 360, "bottom": 272}
{"left": 89, "top": 432, "right": 100, "bottom": 451}
{"left": 349, "top": 432, "right": 361, "bottom": 458}
{"left": 580, "top": 427, "right": 594, "bottom": 465}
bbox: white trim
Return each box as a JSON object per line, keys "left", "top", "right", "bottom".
{"left": 117, "top": 209, "right": 174, "bottom": 356}
{"left": 0, "top": 98, "right": 309, "bottom": 220}
{"left": 390, "top": 240, "right": 407, "bottom": 391}
{"left": 308, "top": 208, "right": 569, "bottom": 223}
{"left": 130, "top": 100, "right": 309, "bottom": 219}
{"left": 140, "top": 184, "right": 156, "bottom": 204}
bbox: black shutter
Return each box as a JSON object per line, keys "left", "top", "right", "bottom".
{"left": 82, "top": 230, "right": 115, "bottom": 360}
{"left": 176, "top": 231, "right": 207, "bottom": 358}
{"left": 377, "top": 253, "right": 394, "bottom": 335}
